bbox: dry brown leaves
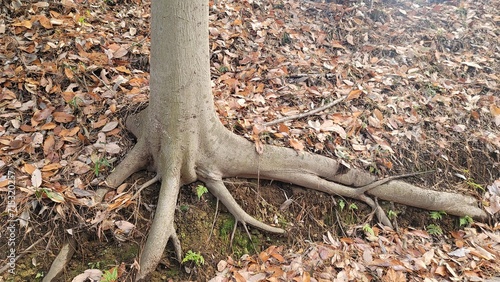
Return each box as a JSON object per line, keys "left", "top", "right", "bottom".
{"left": 210, "top": 0, "right": 499, "bottom": 172}
{"left": 212, "top": 223, "right": 500, "bottom": 281}
{"left": 0, "top": 0, "right": 151, "bottom": 244}
{"left": 0, "top": 0, "right": 499, "bottom": 280}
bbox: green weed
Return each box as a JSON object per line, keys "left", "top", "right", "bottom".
{"left": 388, "top": 210, "right": 398, "bottom": 219}
{"left": 196, "top": 185, "right": 208, "bottom": 200}
{"left": 338, "top": 199, "right": 346, "bottom": 211}
{"left": 182, "top": 250, "right": 205, "bottom": 266}
{"left": 459, "top": 215, "right": 473, "bottom": 227}
{"left": 93, "top": 157, "right": 111, "bottom": 176}
{"left": 427, "top": 224, "right": 443, "bottom": 235}
{"left": 363, "top": 224, "right": 375, "bottom": 236}
{"left": 101, "top": 267, "right": 118, "bottom": 282}
{"left": 429, "top": 211, "right": 446, "bottom": 220}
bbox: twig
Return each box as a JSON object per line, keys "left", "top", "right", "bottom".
{"left": 131, "top": 174, "right": 161, "bottom": 201}
{"left": 92, "top": 72, "right": 113, "bottom": 91}
{"left": 354, "top": 170, "right": 434, "bottom": 196}
{"left": 207, "top": 199, "right": 219, "bottom": 242}
{"left": 262, "top": 96, "right": 345, "bottom": 127}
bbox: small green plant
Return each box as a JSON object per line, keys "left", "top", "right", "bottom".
{"left": 220, "top": 217, "right": 235, "bottom": 237}
{"left": 459, "top": 215, "right": 473, "bottom": 227}
{"left": 101, "top": 267, "right": 118, "bottom": 282}
{"left": 196, "top": 185, "right": 208, "bottom": 200}
{"left": 427, "top": 224, "right": 443, "bottom": 235}
{"left": 180, "top": 205, "right": 189, "bottom": 212}
{"left": 348, "top": 203, "right": 358, "bottom": 210}
{"left": 363, "top": 224, "right": 375, "bottom": 236}
{"left": 281, "top": 32, "right": 291, "bottom": 45}
{"left": 218, "top": 66, "right": 229, "bottom": 73}
{"left": 387, "top": 210, "right": 398, "bottom": 219}
{"left": 68, "top": 96, "right": 83, "bottom": 111}
{"left": 338, "top": 199, "right": 345, "bottom": 211}
{"left": 88, "top": 261, "right": 102, "bottom": 269}
{"left": 182, "top": 250, "right": 205, "bottom": 266}
{"left": 93, "top": 157, "right": 111, "bottom": 176}
{"left": 466, "top": 179, "right": 484, "bottom": 191}
{"left": 429, "top": 211, "right": 446, "bottom": 220}
{"left": 35, "top": 271, "right": 44, "bottom": 278}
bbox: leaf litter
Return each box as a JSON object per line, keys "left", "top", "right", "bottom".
{"left": 0, "top": 0, "right": 499, "bottom": 280}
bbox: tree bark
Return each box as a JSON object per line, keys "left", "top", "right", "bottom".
{"left": 104, "top": 0, "right": 487, "bottom": 280}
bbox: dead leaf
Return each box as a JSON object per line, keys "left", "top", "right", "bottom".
{"left": 383, "top": 268, "right": 406, "bottom": 282}
{"left": 491, "top": 104, "right": 500, "bottom": 126}
{"left": 45, "top": 189, "right": 66, "bottom": 203}
{"left": 32, "top": 168, "right": 42, "bottom": 188}
{"left": 53, "top": 112, "right": 75, "bottom": 123}
{"left": 289, "top": 138, "right": 304, "bottom": 151}
{"left": 346, "top": 89, "right": 362, "bottom": 101}
{"left": 101, "top": 121, "right": 118, "bottom": 132}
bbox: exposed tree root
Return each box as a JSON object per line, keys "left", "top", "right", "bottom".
{"left": 102, "top": 1, "right": 487, "bottom": 280}
{"left": 42, "top": 237, "right": 76, "bottom": 282}
{"left": 134, "top": 172, "right": 182, "bottom": 281}
{"left": 106, "top": 112, "right": 487, "bottom": 281}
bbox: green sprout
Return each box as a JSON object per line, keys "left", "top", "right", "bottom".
{"left": 93, "top": 157, "right": 111, "bottom": 176}
{"left": 182, "top": 250, "right": 205, "bottom": 266}
{"left": 466, "top": 178, "right": 484, "bottom": 191}
{"left": 363, "top": 224, "right": 375, "bottom": 236}
{"left": 196, "top": 185, "right": 208, "bottom": 200}
{"left": 427, "top": 224, "right": 443, "bottom": 235}
{"left": 388, "top": 210, "right": 398, "bottom": 219}
{"left": 338, "top": 199, "right": 346, "bottom": 211}
{"left": 459, "top": 215, "right": 473, "bottom": 227}
{"left": 101, "top": 267, "right": 118, "bottom": 282}
{"left": 429, "top": 211, "right": 446, "bottom": 220}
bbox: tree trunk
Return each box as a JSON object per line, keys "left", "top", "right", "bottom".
{"left": 105, "top": 0, "right": 487, "bottom": 280}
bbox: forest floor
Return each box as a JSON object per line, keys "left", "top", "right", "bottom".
{"left": 0, "top": 0, "right": 499, "bottom": 281}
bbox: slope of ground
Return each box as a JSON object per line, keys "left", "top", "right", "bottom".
{"left": 0, "top": 0, "right": 499, "bottom": 281}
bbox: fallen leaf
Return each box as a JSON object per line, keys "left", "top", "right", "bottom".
{"left": 346, "top": 89, "right": 362, "bottom": 101}
{"left": 53, "top": 112, "right": 75, "bottom": 123}
{"left": 32, "top": 168, "right": 42, "bottom": 188}
{"left": 101, "top": 121, "right": 119, "bottom": 132}
{"left": 289, "top": 138, "right": 304, "bottom": 151}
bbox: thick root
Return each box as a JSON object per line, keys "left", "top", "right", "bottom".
{"left": 106, "top": 138, "right": 150, "bottom": 188}
{"left": 219, "top": 136, "right": 487, "bottom": 221}
{"left": 101, "top": 123, "right": 487, "bottom": 281}
{"left": 136, "top": 173, "right": 181, "bottom": 281}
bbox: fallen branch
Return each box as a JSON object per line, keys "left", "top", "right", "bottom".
{"left": 262, "top": 96, "right": 345, "bottom": 127}
{"left": 354, "top": 170, "right": 435, "bottom": 196}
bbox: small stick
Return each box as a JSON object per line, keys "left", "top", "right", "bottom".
{"left": 354, "top": 170, "right": 434, "bottom": 196}
{"left": 207, "top": 199, "right": 219, "bottom": 242}
{"left": 130, "top": 174, "right": 160, "bottom": 201}
{"left": 262, "top": 96, "right": 345, "bottom": 127}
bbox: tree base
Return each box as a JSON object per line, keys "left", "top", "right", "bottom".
{"left": 105, "top": 108, "right": 487, "bottom": 281}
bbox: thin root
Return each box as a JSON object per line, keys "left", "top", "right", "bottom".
{"left": 202, "top": 177, "right": 284, "bottom": 234}
{"left": 131, "top": 174, "right": 161, "bottom": 201}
